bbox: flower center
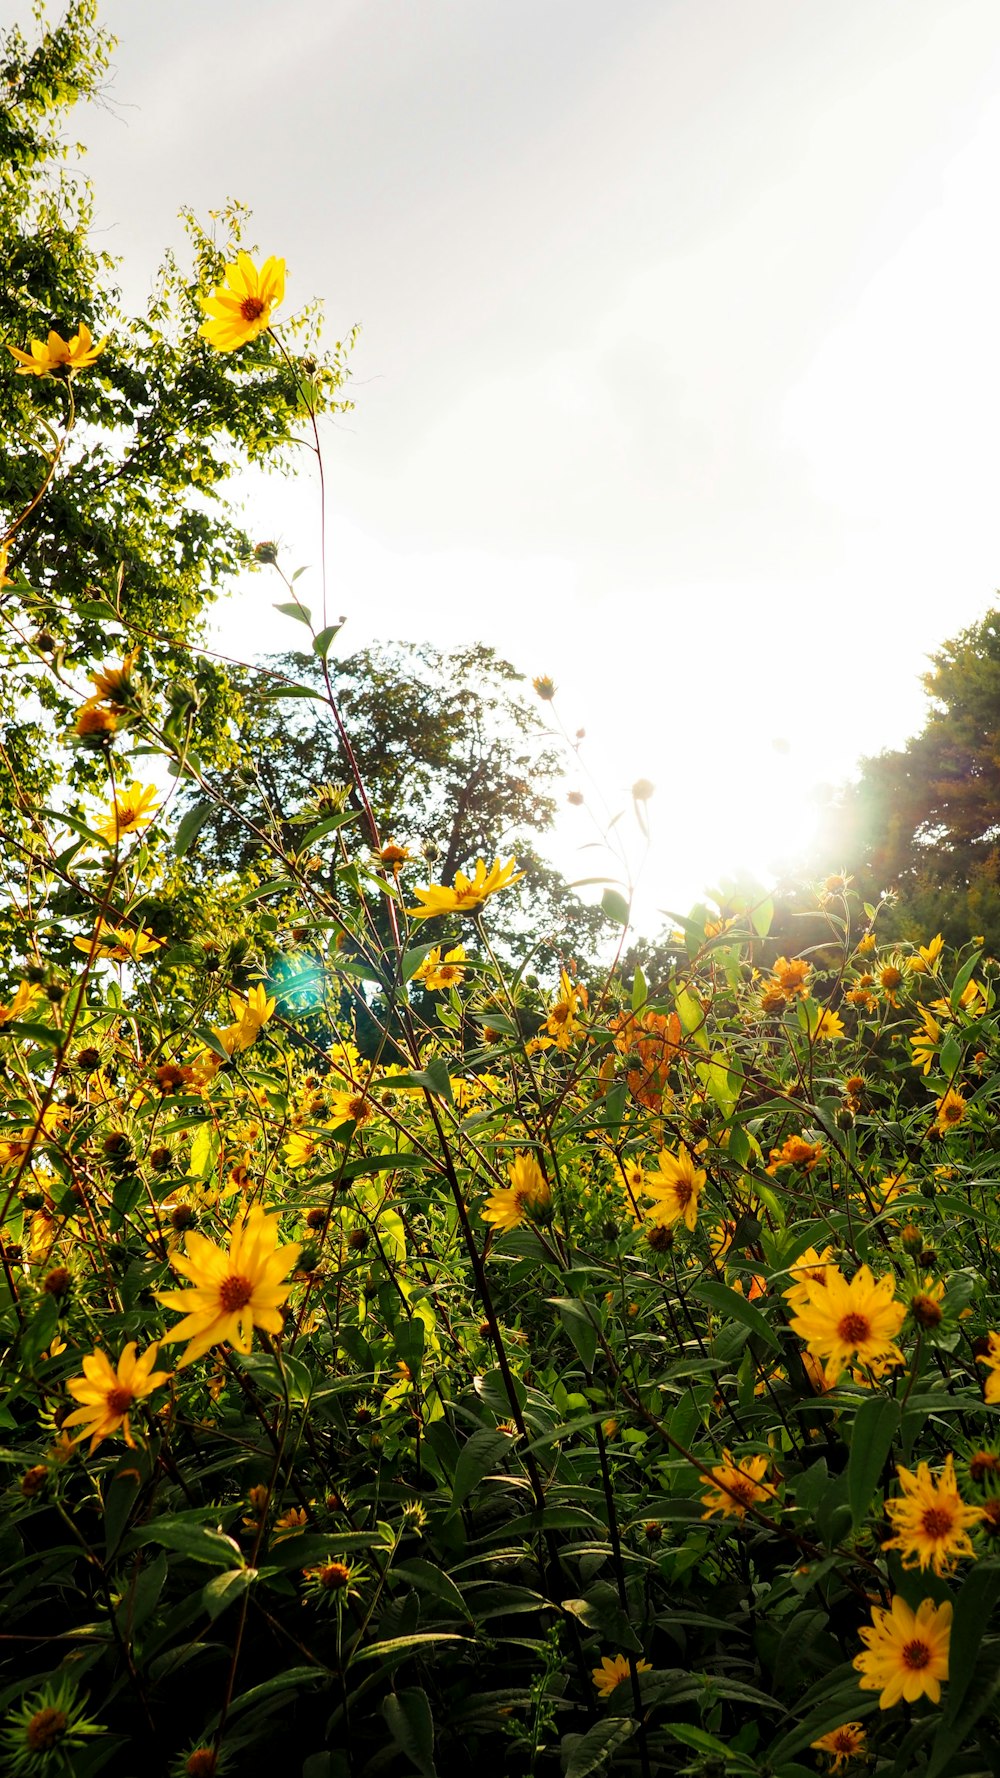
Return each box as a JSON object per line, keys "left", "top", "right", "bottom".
{"left": 674, "top": 1179, "right": 693, "bottom": 1208}
{"left": 219, "top": 1272, "right": 254, "bottom": 1313}
{"left": 833, "top": 1732, "right": 855, "bottom": 1753}
{"left": 838, "top": 1311, "right": 871, "bottom": 1345}
{"left": 240, "top": 296, "right": 266, "bottom": 323}
{"left": 105, "top": 1385, "right": 134, "bottom": 1416}
{"left": 726, "top": 1476, "right": 756, "bottom": 1507}
{"left": 921, "top": 1506, "right": 955, "bottom": 1540}
{"left": 943, "top": 1101, "right": 964, "bottom": 1123}
{"left": 27, "top": 1709, "right": 68, "bottom": 1753}
{"left": 901, "top": 1637, "right": 931, "bottom": 1671}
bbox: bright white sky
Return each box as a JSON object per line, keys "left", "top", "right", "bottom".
{"left": 73, "top": 0, "right": 1000, "bottom": 933}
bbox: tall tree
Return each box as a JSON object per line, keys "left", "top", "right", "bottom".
{"left": 807, "top": 607, "right": 1000, "bottom": 949}
{"left": 187, "top": 640, "right": 612, "bottom": 973}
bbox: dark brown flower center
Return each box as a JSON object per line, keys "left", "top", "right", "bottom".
{"left": 240, "top": 296, "right": 266, "bottom": 323}
{"left": 219, "top": 1272, "right": 254, "bottom": 1313}
{"left": 106, "top": 1386, "right": 133, "bottom": 1416}
{"left": 27, "top": 1708, "right": 67, "bottom": 1752}
{"left": 726, "top": 1476, "right": 756, "bottom": 1507}
{"left": 674, "top": 1179, "right": 693, "bottom": 1207}
{"left": 902, "top": 1637, "right": 931, "bottom": 1671}
{"left": 921, "top": 1506, "right": 954, "bottom": 1540}
{"left": 838, "top": 1312, "right": 871, "bottom": 1345}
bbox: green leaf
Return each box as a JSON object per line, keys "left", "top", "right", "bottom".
{"left": 691, "top": 1280, "right": 779, "bottom": 1350}
{"left": 631, "top": 965, "right": 647, "bottom": 1010}
{"left": 549, "top": 1296, "right": 599, "bottom": 1372}
{"left": 200, "top": 1568, "right": 256, "bottom": 1624}
{"left": 205, "top": 1665, "right": 325, "bottom": 1731}
{"left": 381, "top": 1058, "right": 454, "bottom": 1106}
{"left": 174, "top": 800, "right": 212, "bottom": 858}
{"left": 392, "top": 1559, "right": 470, "bottom": 1622}
{"left": 273, "top": 599, "right": 312, "bottom": 624}
{"left": 313, "top": 624, "right": 341, "bottom": 660}
{"left": 382, "top": 1687, "right": 438, "bottom": 1778}
{"left": 136, "top": 1518, "right": 244, "bottom": 1568}
{"left": 601, "top": 887, "right": 630, "bottom": 926}
{"left": 847, "top": 1396, "right": 899, "bottom": 1528}
{"left": 449, "top": 1428, "right": 513, "bottom": 1516}
{"left": 235, "top": 878, "right": 300, "bottom": 904}
{"left": 352, "top": 1633, "right": 467, "bottom": 1667}
{"left": 563, "top": 1718, "right": 636, "bottom": 1778}
{"left": 20, "top": 1295, "right": 58, "bottom": 1367}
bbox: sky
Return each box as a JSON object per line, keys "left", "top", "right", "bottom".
{"left": 66, "top": 0, "right": 1000, "bottom": 932}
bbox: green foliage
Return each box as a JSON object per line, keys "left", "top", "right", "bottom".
{"left": 809, "top": 609, "right": 1000, "bottom": 950}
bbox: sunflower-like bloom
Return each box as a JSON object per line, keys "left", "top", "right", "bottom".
{"left": 810, "top": 1006, "right": 846, "bottom": 1041}
{"left": 591, "top": 1653, "right": 652, "bottom": 1698}
{"left": 0, "top": 981, "right": 37, "bottom": 1025}
{"left": 62, "top": 1342, "right": 170, "bottom": 1453}
{"left": 0, "top": 542, "right": 14, "bottom": 588}
{"left": 545, "top": 968, "right": 588, "bottom": 1049}
{"left": 155, "top": 1205, "right": 301, "bottom": 1367}
{"left": 789, "top": 1263, "right": 906, "bottom": 1388}
{"left": 199, "top": 252, "right": 286, "bottom": 352}
{"left": 482, "top": 1152, "right": 551, "bottom": 1233}
{"left": 882, "top": 1455, "right": 983, "bottom": 1574}
{"left": 978, "top": 1331, "right": 1000, "bottom": 1403}
{"left": 610, "top": 1006, "right": 682, "bottom": 1109}
{"left": 96, "top": 782, "right": 159, "bottom": 844}
{"left": 408, "top": 857, "right": 522, "bottom": 920}
{"left": 328, "top": 1086, "right": 377, "bottom": 1126}
{"left": 644, "top": 1144, "right": 705, "bottom": 1232}
{"left": 75, "top": 706, "right": 118, "bottom": 738}
{"left": 854, "top": 1595, "right": 951, "bottom": 1709}
{"left": 222, "top": 985, "right": 276, "bottom": 1055}
{"left": 83, "top": 646, "right": 141, "bottom": 714}
{"left": 935, "top": 1087, "right": 967, "bottom": 1130}
{"left": 701, "top": 1449, "right": 772, "bottom": 1520}
{"left": 770, "top": 956, "right": 811, "bottom": 1000}
{"left": 908, "top": 934, "right": 945, "bottom": 975}
{"left": 910, "top": 1008, "right": 942, "bottom": 1075}
{"left": 7, "top": 323, "right": 107, "bottom": 378}
{"left": 73, "top": 920, "right": 164, "bottom": 962}
{"left": 781, "top": 1245, "right": 840, "bottom": 1312}
{"left": 766, "top": 1135, "right": 826, "bottom": 1175}
{"left": 414, "top": 945, "right": 467, "bottom": 991}
{"left": 811, "top": 1724, "right": 867, "bottom": 1770}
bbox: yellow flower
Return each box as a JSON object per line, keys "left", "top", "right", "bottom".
{"left": 199, "top": 252, "right": 286, "bottom": 352}
{"left": 854, "top": 1595, "right": 951, "bottom": 1709}
{"left": 701, "top": 1449, "right": 771, "bottom": 1519}
{"left": 781, "top": 1246, "right": 840, "bottom": 1313}
{"left": 977, "top": 1330, "right": 1000, "bottom": 1403}
{"left": 770, "top": 956, "right": 811, "bottom": 1000}
{"left": 409, "top": 856, "right": 523, "bottom": 920}
{"left": 644, "top": 1144, "right": 705, "bottom": 1232}
{"left": 910, "top": 1009, "right": 942, "bottom": 1075}
{"left": 84, "top": 646, "right": 141, "bottom": 712}
{"left": 882, "top": 1455, "right": 983, "bottom": 1574}
{"left": 908, "top": 934, "right": 944, "bottom": 974}
{"left": 482, "top": 1152, "right": 551, "bottom": 1234}
{"left": 73, "top": 920, "right": 164, "bottom": 962}
{"left": 591, "top": 1653, "right": 651, "bottom": 1698}
{"left": 0, "top": 981, "right": 37, "bottom": 1025}
{"left": 766, "top": 1135, "right": 826, "bottom": 1175}
{"left": 935, "top": 1087, "right": 966, "bottom": 1130}
{"left": 285, "top": 1131, "right": 318, "bottom": 1168}
{"left": 328, "top": 1086, "right": 377, "bottom": 1127}
{"left": 545, "top": 968, "right": 588, "bottom": 1049}
{"left": 414, "top": 945, "right": 467, "bottom": 991}
{"left": 75, "top": 706, "right": 118, "bottom": 738}
{"left": 155, "top": 1205, "right": 301, "bottom": 1367}
{"left": 96, "top": 782, "right": 159, "bottom": 844}
{"left": 856, "top": 932, "right": 877, "bottom": 954}
{"left": 789, "top": 1263, "right": 906, "bottom": 1387}
{"left": 62, "top": 1342, "right": 170, "bottom": 1453}
{"left": 7, "top": 322, "right": 107, "bottom": 378}
{"left": 0, "top": 541, "right": 14, "bottom": 588}
{"left": 810, "top": 1006, "right": 846, "bottom": 1042}
{"left": 222, "top": 985, "right": 276, "bottom": 1055}
{"left": 811, "top": 1724, "right": 867, "bottom": 1770}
